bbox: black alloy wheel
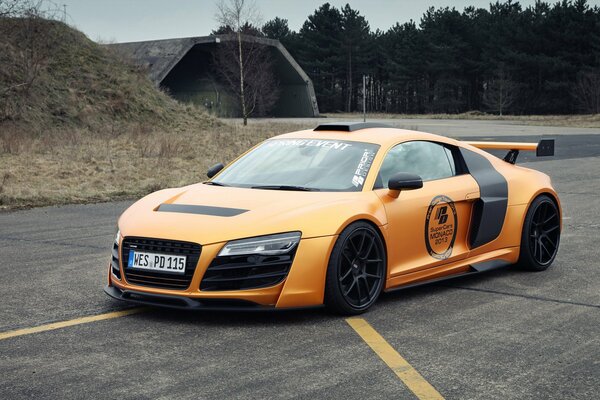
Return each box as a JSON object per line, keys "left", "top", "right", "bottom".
{"left": 325, "top": 222, "right": 386, "bottom": 315}
{"left": 518, "top": 195, "right": 561, "bottom": 271}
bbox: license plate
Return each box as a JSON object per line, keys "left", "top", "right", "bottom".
{"left": 128, "top": 251, "right": 186, "bottom": 274}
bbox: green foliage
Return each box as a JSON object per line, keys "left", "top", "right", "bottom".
{"left": 212, "top": 22, "right": 263, "bottom": 36}
{"left": 297, "top": 3, "right": 344, "bottom": 111}
{"left": 262, "top": 17, "right": 291, "bottom": 41}
{"left": 269, "top": 0, "right": 600, "bottom": 115}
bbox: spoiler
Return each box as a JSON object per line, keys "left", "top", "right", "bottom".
{"left": 465, "top": 139, "right": 554, "bottom": 164}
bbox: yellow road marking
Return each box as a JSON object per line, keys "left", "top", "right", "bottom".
{"left": 346, "top": 318, "right": 444, "bottom": 400}
{"left": 0, "top": 308, "right": 146, "bottom": 341}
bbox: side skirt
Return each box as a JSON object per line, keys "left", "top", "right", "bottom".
{"left": 384, "top": 258, "right": 513, "bottom": 293}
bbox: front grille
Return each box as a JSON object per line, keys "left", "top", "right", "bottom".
{"left": 200, "top": 250, "right": 296, "bottom": 291}
{"left": 121, "top": 237, "right": 201, "bottom": 290}
{"left": 111, "top": 240, "right": 121, "bottom": 279}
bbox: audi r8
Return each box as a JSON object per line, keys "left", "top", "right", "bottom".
{"left": 104, "top": 122, "right": 561, "bottom": 314}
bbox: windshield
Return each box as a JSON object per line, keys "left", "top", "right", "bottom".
{"left": 212, "top": 138, "right": 380, "bottom": 191}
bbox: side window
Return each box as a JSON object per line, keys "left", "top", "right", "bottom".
{"left": 376, "top": 141, "right": 456, "bottom": 188}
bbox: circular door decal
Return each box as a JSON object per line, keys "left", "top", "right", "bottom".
{"left": 425, "top": 195, "right": 457, "bottom": 260}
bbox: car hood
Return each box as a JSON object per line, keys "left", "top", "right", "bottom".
{"left": 118, "top": 183, "right": 386, "bottom": 245}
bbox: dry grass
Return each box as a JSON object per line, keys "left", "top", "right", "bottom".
{"left": 0, "top": 18, "right": 270, "bottom": 210}
{"left": 325, "top": 112, "right": 600, "bottom": 128}
{"left": 0, "top": 120, "right": 313, "bottom": 210}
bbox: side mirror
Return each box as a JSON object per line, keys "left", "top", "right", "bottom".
{"left": 388, "top": 173, "right": 423, "bottom": 198}
{"left": 207, "top": 162, "right": 224, "bottom": 178}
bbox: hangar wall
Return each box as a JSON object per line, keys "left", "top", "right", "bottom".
{"left": 109, "top": 35, "right": 319, "bottom": 118}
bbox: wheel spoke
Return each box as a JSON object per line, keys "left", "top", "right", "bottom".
{"left": 543, "top": 213, "right": 557, "bottom": 225}
{"left": 339, "top": 267, "right": 353, "bottom": 282}
{"left": 342, "top": 249, "right": 354, "bottom": 265}
{"left": 362, "top": 277, "right": 371, "bottom": 301}
{"left": 343, "top": 279, "right": 357, "bottom": 296}
{"left": 361, "top": 235, "right": 375, "bottom": 259}
{"left": 356, "top": 278, "right": 363, "bottom": 302}
{"left": 543, "top": 235, "right": 557, "bottom": 249}
{"left": 545, "top": 225, "right": 559, "bottom": 234}
{"left": 366, "top": 258, "right": 382, "bottom": 263}
{"left": 365, "top": 275, "right": 373, "bottom": 291}
{"left": 365, "top": 272, "right": 381, "bottom": 279}
{"left": 357, "top": 231, "right": 367, "bottom": 255}
{"left": 540, "top": 241, "right": 551, "bottom": 257}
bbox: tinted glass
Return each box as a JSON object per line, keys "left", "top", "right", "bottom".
{"left": 377, "top": 141, "right": 455, "bottom": 188}
{"left": 213, "top": 138, "right": 380, "bottom": 191}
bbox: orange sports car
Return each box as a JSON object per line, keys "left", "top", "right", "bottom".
{"left": 105, "top": 122, "right": 561, "bottom": 314}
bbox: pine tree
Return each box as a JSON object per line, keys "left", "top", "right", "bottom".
{"left": 262, "top": 17, "right": 291, "bottom": 41}
{"left": 276, "top": 0, "right": 600, "bottom": 115}
{"left": 296, "top": 3, "right": 344, "bottom": 112}
{"left": 340, "top": 4, "right": 371, "bottom": 112}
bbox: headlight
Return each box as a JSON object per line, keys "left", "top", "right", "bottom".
{"left": 218, "top": 232, "right": 301, "bottom": 257}
{"left": 114, "top": 229, "right": 120, "bottom": 245}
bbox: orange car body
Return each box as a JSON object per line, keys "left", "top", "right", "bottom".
{"left": 105, "top": 126, "right": 560, "bottom": 310}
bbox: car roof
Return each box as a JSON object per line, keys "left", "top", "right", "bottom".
{"left": 275, "top": 124, "right": 461, "bottom": 149}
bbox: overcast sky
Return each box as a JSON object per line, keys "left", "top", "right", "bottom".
{"left": 63, "top": 0, "right": 600, "bottom": 43}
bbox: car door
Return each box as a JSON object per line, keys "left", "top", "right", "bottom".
{"left": 374, "top": 141, "right": 480, "bottom": 278}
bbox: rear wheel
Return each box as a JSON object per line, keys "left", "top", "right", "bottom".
{"left": 324, "top": 222, "right": 386, "bottom": 315}
{"left": 517, "top": 195, "right": 561, "bottom": 271}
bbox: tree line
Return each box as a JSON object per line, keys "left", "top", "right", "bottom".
{"left": 259, "top": 1, "right": 600, "bottom": 115}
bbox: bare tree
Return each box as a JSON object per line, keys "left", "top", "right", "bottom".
{"left": 0, "top": 0, "right": 21, "bottom": 16}
{"left": 483, "top": 67, "right": 518, "bottom": 116}
{"left": 215, "top": 0, "right": 269, "bottom": 125}
{"left": 573, "top": 70, "right": 600, "bottom": 114}
{"left": 213, "top": 31, "right": 278, "bottom": 119}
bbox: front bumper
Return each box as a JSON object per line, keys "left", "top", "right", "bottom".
{"left": 104, "top": 285, "right": 271, "bottom": 311}
{"left": 107, "top": 235, "right": 336, "bottom": 309}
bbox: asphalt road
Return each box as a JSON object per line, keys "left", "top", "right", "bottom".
{"left": 248, "top": 116, "right": 600, "bottom": 138}
{"left": 1, "top": 121, "right": 599, "bottom": 399}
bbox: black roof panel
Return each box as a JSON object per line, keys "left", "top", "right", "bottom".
{"left": 313, "top": 122, "right": 391, "bottom": 132}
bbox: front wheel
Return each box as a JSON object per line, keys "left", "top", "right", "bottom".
{"left": 324, "top": 222, "right": 386, "bottom": 315}
{"left": 517, "top": 194, "right": 561, "bottom": 271}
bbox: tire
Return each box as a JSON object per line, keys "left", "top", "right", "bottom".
{"left": 517, "top": 194, "right": 561, "bottom": 271}
{"left": 324, "top": 221, "right": 386, "bottom": 315}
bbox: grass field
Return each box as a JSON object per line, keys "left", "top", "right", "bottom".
{"left": 0, "top": 120, "right": 313, "bottom": 210}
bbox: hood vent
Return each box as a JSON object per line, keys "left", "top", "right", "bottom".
{"left": 157, "top": 204, "right": 248, "bottom": 217}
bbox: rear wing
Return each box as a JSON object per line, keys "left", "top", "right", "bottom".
{"left": 464, "top": 139, "right": 554, "bottom": 164}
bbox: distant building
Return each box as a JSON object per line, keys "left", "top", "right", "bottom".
{"left": 109, "top": 35, "right": 319, "bottom": 118}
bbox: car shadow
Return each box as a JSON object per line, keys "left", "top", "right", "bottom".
{"left": 378, "top": 265, "right": 529, "bottom": 304}
{"left": 138, "top": 303, "right": 333, "bottom": 327}
{"left": 136, "top": 266, "right": 524, "bottom": 326}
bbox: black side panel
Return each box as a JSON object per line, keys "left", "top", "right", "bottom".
{"left": 157, "top": 204, "right": 248, "bottom": 217}
{"left": 459, "top": 148, "right": 509, "bottom": 248}
{"left": 470, "top": 259, "right": 511, "bottom": 272}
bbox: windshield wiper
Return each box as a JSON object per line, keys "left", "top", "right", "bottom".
{"left": 251, "top": 185, "right": 319, "bottom": 192}
{"left": 203, "top": 181, "right": 228, "bottom": 187}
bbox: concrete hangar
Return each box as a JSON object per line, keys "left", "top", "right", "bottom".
{"left": 110, "top": 35, "right": 319, "bottom": 118}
